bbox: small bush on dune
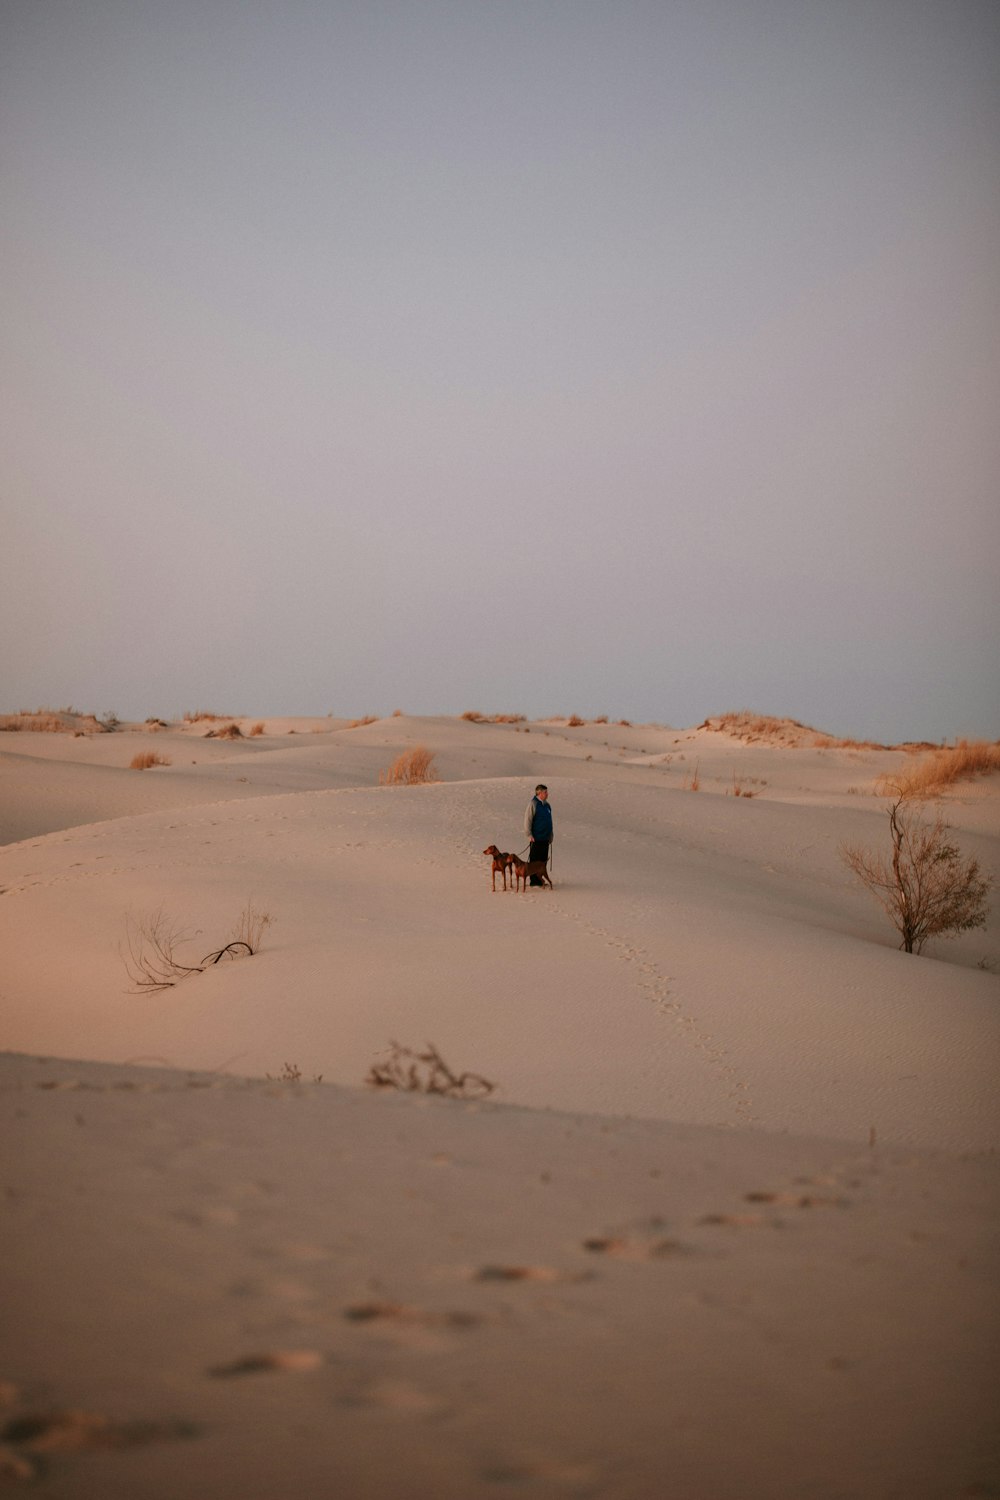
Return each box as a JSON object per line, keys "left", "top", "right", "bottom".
{"left": 248, "top": 722, "right": 265, "bottom": 736}
{"left": 122, "top": 900, "right": 273, "bottom": 992}
{"left": 379, "top": 746, "right": 436, "bottom": 785}
{"left": 841, "top": 797, "right": 992, "bottom": 954}
{"left": 878, "top": 740, "right": 1000, "bottom": 799}
{"left": 461, "top": 710, "right": 484, "bottom": 722}
{"left": 205, "top": 722, "right": 243, "bottom": 739}
{"left": 366, "top": 1041, "right": 495, "bottom": 1099}
{"left": 130, "top": 751, "right": 171, "bottom": 770}
{"left": 347, "top": 715, "right": 377, "bottom": 728}
{"left": 566, "top": 715, "right": 585, "bottom": 727}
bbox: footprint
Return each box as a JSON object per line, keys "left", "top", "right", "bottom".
{"left": 2, "top": 1409, "right": 198, "bottom": 1451}
{"left": 698, "top": 1212, "right": 768, "bottom": 1228}
{"left": 744, "top": 1190, "right": 850, "bottom": 1209}
{"left": 208, "top": 1349, "right": 323, "bottom": 1378}
{"left": 344, "top": 1300, "right": 481, "bottom": 1330}
{"left": 473, "top": 1265, "right": 593, "bottom": 1286}
{"left": 582, "top": 1235, "right": 693, "bottom": 1261}
{"left": 481, "top": 1454, "right": 601, "bottom": 1490}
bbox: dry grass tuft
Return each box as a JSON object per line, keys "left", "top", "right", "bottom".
{"left": 205, "top": 722, "right": 243, "bottom": 739}
{"left": 461, "top": 710, "right": 525, "bottom": 723}
{"left": 248, "top": 722, "right": 265, "bottom": 736}
{"left": 877, "top": 740, "right": 1000, "bottom": 799}
{"left": 347, "top": 715, "right": 377, "bottom": 729}
{"left": 566, "top": 715, "right": 585, "bottom": 727}
{"left": 379, "top": 746, "right": 436, "bottom": 785}
{"left": 711, "top": 710, "right": 888, "bottom": 750}
{"left": 366, "top": 1041, "right": 496, "bottom": 1099}
{"left": 129, "top": 751, "right": 171, "bottom": 770}
{"left": 183, "top": 711, "right": 228, "bottom": 723}
{"left": 0, "top": 710, "right": 109, "bottom": 735}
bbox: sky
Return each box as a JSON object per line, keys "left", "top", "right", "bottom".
{"left": 2, "top": 0, "right": 998, "bottom": 743}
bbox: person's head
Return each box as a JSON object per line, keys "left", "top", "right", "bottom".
{"left": 535, "top": 784, "right": 548, "bottom": 799}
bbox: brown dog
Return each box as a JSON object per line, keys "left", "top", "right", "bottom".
{"left": 509, "top": 854, "right": 553, "bottom": 892}
{"left": 483, "top": 844, "right": 515, "bottom": 892}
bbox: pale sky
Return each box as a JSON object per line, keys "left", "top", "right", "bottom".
{"left": 3, "top": 0, "right": 998, "bottom": 742}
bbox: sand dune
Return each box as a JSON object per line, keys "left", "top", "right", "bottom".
{"left": 1, "top": 712, "right": 998, "bottom": 1496}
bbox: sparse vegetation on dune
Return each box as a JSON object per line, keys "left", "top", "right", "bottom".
{"left": 121, "top": 901, "right": 273, "bottom": 993}
{"left": 248, "top": 722, "right": 265, "bottom": 737}
{"left": 878, "top": 740, "right": 1000, "bottom": 799}
{"left": 841, "top": 797, "right": 992, "bottom": 954}
{"left": 0, "top": 710, "right": 110, "bottom": 735}
{"left": 204, "top": 722, "right": 243, "bottom": 739}
{"left": 346, "top": 715, "right": 378, "bottom": 729}
{"left": 129, "top": 751, "right": 171, "bottom": 770}
{"left": 708, "top": 711, "right": 891, "bottom": 750}
{"left": 461, "top": 711, "right": 526, "bottom": 723}
{"left": 379, "top": 746, "right": 437, "bottom": 785}
{"left": 366, "top": 1041, "right": 496, "bottom": 1099}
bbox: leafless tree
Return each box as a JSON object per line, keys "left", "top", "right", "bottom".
{"left": 841, "top": 796, "right": 992, "bottom": 954}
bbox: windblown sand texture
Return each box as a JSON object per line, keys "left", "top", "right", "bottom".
{"left": 1, "top": 711, "right": 998, "bottom": 1498}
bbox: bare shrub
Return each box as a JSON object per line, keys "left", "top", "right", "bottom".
{"left": 347, "top": 715, "right": 377, "bottom": 728}
{"left": 265, "top": 1061, "right": 322, "bottom": 1084}
{"left": 878, "top": 740, "right": 1000, "bottom": 800}
{"left": 248, "top": 722, "right": 265, "bottom": 737}
{"left": 230, "top": 899, "right": 274, "bottom": 953}
{"left": 184, "top": 711, "right": 227, "bottom": 723}
{"left": 205, "top": 722, "right": 243, "bottom": 739}
{"left": 461, "top": 710, "right": 484, "bottom": 721}
{"left": 129, "top": 751, "right": 171, "bottom": 770}
{"left": 379, "top": 745, "right": 436, "bottom": 785}
{"left": 122, "top": 901, "right": 273, "bottom": 992}
{"left": 566, "top": 715, "right": 585, "bottom": 727}
{"left": 366, "top": 1041, "right": 496, "bottom": 1099}
{"left": 840, "top": 797, "right": 992, "bottom": 954}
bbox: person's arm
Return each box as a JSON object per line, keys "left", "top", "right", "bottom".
{"left": 524, "top": 800, "right": 534, "bottom": 838}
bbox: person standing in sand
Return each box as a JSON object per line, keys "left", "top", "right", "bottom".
{"left": 524, "top": 784, "right": 553, "bottom": 887}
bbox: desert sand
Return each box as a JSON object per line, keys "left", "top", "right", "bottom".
{"left": 1, "top": 711, "right": 998, "bottom": 1498}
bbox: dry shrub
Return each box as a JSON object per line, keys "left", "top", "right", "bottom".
{"left": 878, "top": 740, "right": 1000, "bottom": 799}
{"left": 461, "top": 710, "right": 484, "bottom": 721}
{"left": 711, "top": 710, "right": 887, "bottom": 751}
{"left": 488, "top": 713, "right": 525, "bottom": 723}
{"left": 347, "top": 715, "right": 377, "bottom": 728}
{"left": 841, "top": 797, "right": 992, "bottom": 954}
{"left": 129, "top": 751, "right": 171, "bottom": 770}
{"left": 367, "top": 1041, "right": 495, "bottom": 1099}
{"left": 594, "top": 715, "right": 609, "bottom": 724}
{"left": 183, "top": 711, "right": 228, "bottom": 723}
{"left": 205, "top": 722, "right": 243, "bottom": 739}
{"left": 566, "top": 715, "right": 585, "bottom": 727}
{"left": 616, "top": 719, "right": 632, "bottom": 727}
{"left": 248, "top": 722, "right": 265, "bottom": 736}
{"left": 122, "top": 900, "right": 273, "bottom": 992}
{"left": 0, "top": 711, "right": 108, "bottom": 735}
{"left": 379, "top": 746, "right": 436, "bottom": 785}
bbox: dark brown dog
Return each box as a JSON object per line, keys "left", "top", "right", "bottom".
{"left": 509, "top": 854, "right": 553, "bottom": 892}
{"left": 483, "top": 844, "right": 515, "bottom": 892}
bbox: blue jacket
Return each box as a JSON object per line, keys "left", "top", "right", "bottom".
{"left": 525, "top": 796, "right": 553, "bottom": 841}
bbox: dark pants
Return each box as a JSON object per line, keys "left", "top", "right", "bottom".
{"left": 529, "top": 838, "right": 550, "bottom": 885}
